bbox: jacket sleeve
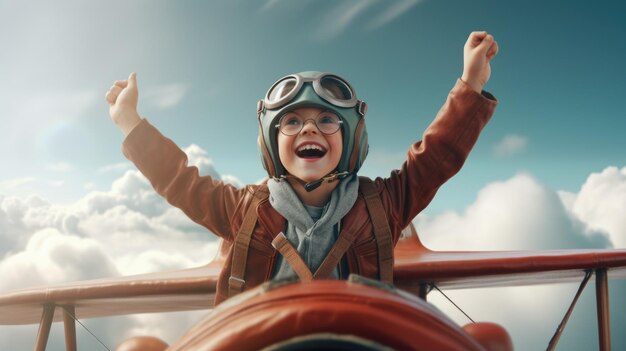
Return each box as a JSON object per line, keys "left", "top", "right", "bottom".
{"left": 122, "top": 119, "right": 246, "bottom": 241}
{"left": 381, "top": 79, "right": 498, "bottom": 232}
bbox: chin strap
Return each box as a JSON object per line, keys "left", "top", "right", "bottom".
{"left": 303, "top": 171, "right": 350, "bottom": 192}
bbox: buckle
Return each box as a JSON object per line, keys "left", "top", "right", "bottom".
{"left": 357, "top": 100, "right": 367, "bottom": 116}
{"left": 229, "top": 276, "right": 246, "bottom": 291}
{"left": 257, "top": 100, "right": 265, "bottom": 114}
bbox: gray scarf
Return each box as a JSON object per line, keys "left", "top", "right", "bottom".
{"left": 268, "top": 174, "right": 359, "bottom": 280}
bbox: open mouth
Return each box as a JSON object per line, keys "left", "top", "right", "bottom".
{"left": 295, "top": 143, "right": 327, "bottom": 159}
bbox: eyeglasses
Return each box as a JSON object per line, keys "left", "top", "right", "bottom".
{"left": 264, "top": 72, "right": 357, "bottom": 110}
{"left": 275, "top": 112, "right": 343, "bottom": 136}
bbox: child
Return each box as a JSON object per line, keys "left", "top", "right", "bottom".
{"left": 105, "top": 31, "right": 499, "bottom": 304}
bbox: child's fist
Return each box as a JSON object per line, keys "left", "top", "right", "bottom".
{"left": 105, "top": 72, "right": 142, "bottom": 136}
{"left": 461, "top": 31, "right": 499, "bottom": 93}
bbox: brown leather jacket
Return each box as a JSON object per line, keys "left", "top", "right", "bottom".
{"left": 122, "top": 79, "right": 497, "bottom": 304}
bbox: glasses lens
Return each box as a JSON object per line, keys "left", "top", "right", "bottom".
{"left": 315, "top": 113, "right": 342, "bottom": 134}
{"left": 278, "top": 114, "right": 303, "bottom": 135}
{"left": 267, "top": 77, "right": 298, "bottom": 104}
{"left": 319, "top": 76, "right": 353, "bottom": 101}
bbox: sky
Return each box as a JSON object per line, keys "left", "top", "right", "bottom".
{"left": 0, "top": 0, "right": 625, "bottom": 350}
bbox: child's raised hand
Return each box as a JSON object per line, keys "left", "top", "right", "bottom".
{"left": 461, "top": 31, "right": 499, "bottom": 93}
{"left": 105, "top": 72, "right": 142, "bottom": 136}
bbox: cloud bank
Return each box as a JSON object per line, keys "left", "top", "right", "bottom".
{"left": 417, "top": 168, "right": 626, "bottom": 350}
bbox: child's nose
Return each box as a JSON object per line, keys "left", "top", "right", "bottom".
{"left": 300, "top": 119, "right": 320, "bottom": 134}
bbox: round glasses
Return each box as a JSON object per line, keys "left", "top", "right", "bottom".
{"left": 276, "top": 112, "right": 343, "bottom": 136}
{"left": 265, "top": 73, "right": 357, "bottom": 110}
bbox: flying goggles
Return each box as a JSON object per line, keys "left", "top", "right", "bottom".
{"left": 258, "top": 73, "right": 366, "bottom": 114}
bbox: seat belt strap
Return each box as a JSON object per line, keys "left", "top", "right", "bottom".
{"left": 313, "top": 227, "right": 357, "bottom": 279}
{"left": 273, "top": 227, "right": 357, "bottom": 281}
{"left": 271, "top": 232, "right": 313, "bottom": 282}
{"left": 228, "top": 185, "right": 269, "bottom": 297}
{"left": 359, "top": 177, "right": 394, "bottom": 283}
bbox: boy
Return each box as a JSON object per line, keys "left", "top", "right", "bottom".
{"left": 105, "top": 31, "right": 498, "bottom": 304}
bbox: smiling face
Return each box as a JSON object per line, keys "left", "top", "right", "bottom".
{"left": 277, "top": 107, "right": 343, "bottom": 183}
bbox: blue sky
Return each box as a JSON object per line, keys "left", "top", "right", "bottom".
{"left": 1, "top": 0, "right": 625, "bottom": 350}
{"left": 1, "top": 0, "right": 624, "bottom": 211}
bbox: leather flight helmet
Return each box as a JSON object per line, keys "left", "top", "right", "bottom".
{"left": 257, "top": 71, "right": 368, "bottom": 178}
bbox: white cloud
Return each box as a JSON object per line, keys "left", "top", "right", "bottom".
{"left": 220, "top": 174, "right": 243, "bottom": 188}
{"left": 181, "top": 144, "right": 242, "bottom": 187}
{"left": 97, "top": 162, "right": 133, "bottom": 174}
{"left": 143, "top": 83, "right": 188, "bottom": 110}
{"left": 417, "top": 172, "right": 610, "bottom": 251}
{"left": 315, "top": 0, "right": 375, "bottom": 41}
{"left": 258, "top": 1, "right": 421, "bottom": 41}
{"left": 367, "top": 0, "right": 422, "bottom": 31}
{"left": 0, "top": 177, "right": 68, "bottom": 200}
{"left": 46, "top": 162, "right": 74, "bottom": 173}
{"left": 560, "top": 166, "right": 626, "bottom": 248}
{"left": 492, "top": 134, "right": 528, "bottom": 158}
{"left": 0, "top": 177, "right": 37, "bottom": 191}
{"left": 259, "top": 0, "right": 282, "bottom": 12}
{"left": 0, "top": 228, "right": 119, "bottom": 291}
{"left": 358, "top": 149, "right": 406, "bottom": 179}
{"left": 0, "top": 145, "right": 225, "bottom": 349}
{"left": 182, "top": 144, "right": 221, "bottom": 179}
{"left": 0, "top": 143, "right": 230, "bottom": 286}
{"left": 47, "top": 180, "right": 65, "bottom": 188}
{"left": 415, "top": 170, "right": 624, "bottom": 350}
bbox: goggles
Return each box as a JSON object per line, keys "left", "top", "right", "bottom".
{"left": 259, "top": 72, "right": 364, "bottom": 113}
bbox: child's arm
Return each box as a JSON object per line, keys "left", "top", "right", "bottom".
{"left": 380, "top": 32, "right": 499, "bottom": 234}
{"left": 105, "top": 73, "right": 246, "bottom": 240}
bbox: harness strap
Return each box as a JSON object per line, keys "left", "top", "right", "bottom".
{"left": 228, "top": 185, "right": 269, "bottom": 297}
{"left": 271, "top": 232, "right": 313, "bottom": 282}
{"left": 359, "top": 177, "right": 394, "bottom": 283}
{"left": 272, "top": 227, "right": 358, "bottom": 282}
{"left": 313, "top": 227, "right": 357, "bottom": 279}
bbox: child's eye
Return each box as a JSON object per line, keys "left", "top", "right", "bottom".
{"left": 318, "top": 114, "right": 338, "bottom": 124}
{"left": 285, "top": 116, "right": 301, "bottom": 126}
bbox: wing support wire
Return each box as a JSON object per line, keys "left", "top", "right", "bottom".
{"left": 61, "top": 305, "right": 111, "bottom": 351}
{"left": 32, "top": 304, "right": 111, "bottom": 351}
{"left": 431, "top": 283, "right": 476, "bottom": 324}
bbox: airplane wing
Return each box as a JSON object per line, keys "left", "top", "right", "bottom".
{"left": 393, "top": 224, "right": 626, "bottom": 295}
{"left": 0, "top": 259, "right": 221, "bottom": 326}
{"left": 1, "top": 223, "right": 625, "bottom": 351}
{"left": 1, "top": 224, "right": 626, "bottom": 326}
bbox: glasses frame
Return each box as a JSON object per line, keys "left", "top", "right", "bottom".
{"left": 264, "top": 72, "right": 358, "bottom": 110}
{"left": 275, "top": 113, "right": 344, "bottom": 136}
